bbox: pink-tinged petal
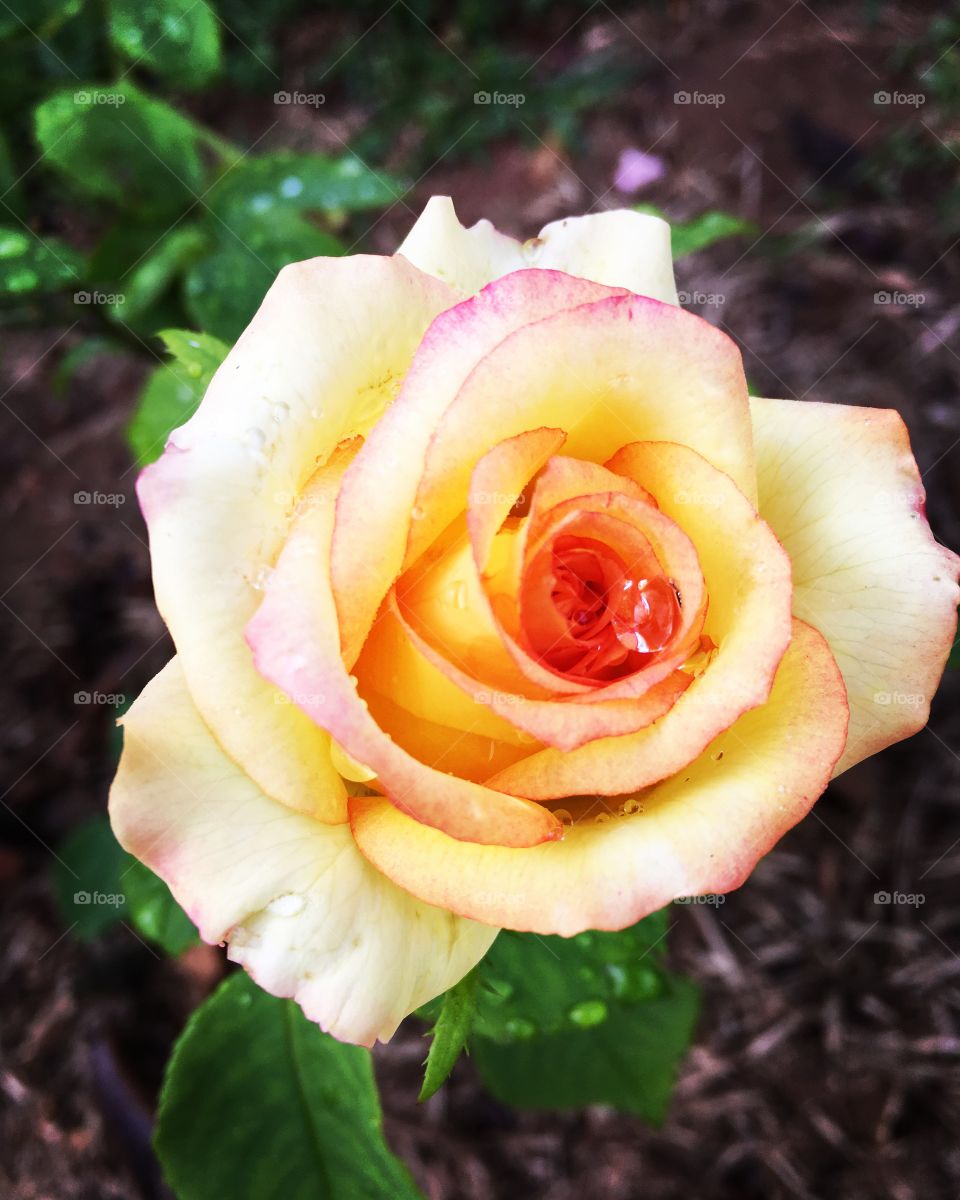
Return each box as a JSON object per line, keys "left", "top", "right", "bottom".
{"left": 246, "top": 454, "right": 562, "bottom": 849}
{"left": 487, "top": 442, "right": 791, "bottom": 799}
{"left": 351, "top": 619, "right": 848, "bottom": 935}
{"left": 138, "top": 254, "right": 458, "bottom": 821}
{"left": 330, "top": 269, "right": 622, "bottom": 668}
{"left": 405, "top": 289, "right": 758, "bottom": 577}
{"left": 750, "top": 397, "right": 960, "bottom": 771}
{"left": 109, "top": 658, "right": 498, "bottom": 1046}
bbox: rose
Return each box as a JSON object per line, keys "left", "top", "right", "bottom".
{"left": 110, "top": 197, "right": 959, "bottom": 1046}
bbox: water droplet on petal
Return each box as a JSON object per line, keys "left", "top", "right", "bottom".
{"left": 619, "top": 797, "right": 644, "bottom": 815}
{"left": 553, "top": 807, "right": 574, "bottom": 825}
{"left": 447, "top": 580, "right": 467, "bottom": 609}
{"left": 250, "top": 564, "right": 273, "bottom": 591}
{"left": 411, "top": 504, "right": 426, "bottom": 520}
{"left": 595, "top": 811, "right": 614, "bottom": 824}
{"left": 267, "top": 892, "right": 306, "bottom": 917}
{"left": 271, "top": 400, "right": 290, "bottom": 423}
{"left": 243, "top": 427, "right": 267, "bottom": 457}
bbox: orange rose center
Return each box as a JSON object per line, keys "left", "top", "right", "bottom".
{"left": 522, "top": 533, "right": 681, "bottom": 682}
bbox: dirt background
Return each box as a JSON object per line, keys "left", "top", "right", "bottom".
{"left": 2, "top": 2, "right": 960, "bottom": 1198}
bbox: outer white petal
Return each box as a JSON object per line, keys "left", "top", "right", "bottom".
{"left": 750, "top": 396, "right": 960, "bottom": 773}
{"left": 109, "top": 657, "right": 498, "bottom": 1047}
{"left": 398, "top": 195, "right": 679, "bottom": 302}
{"left": 137, "top": 255, "right": 457, "bottom": 821}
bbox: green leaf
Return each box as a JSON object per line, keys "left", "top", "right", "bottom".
{"left": 0, "top": 129, "right": 25, "bottom": 219}
{"left": 123, "top": 859, "right": 199, "bottom": 955}
{"left": 126, "top": 329, "right": 228, "bottom": 466}
{"left": 467, "top": 914, "right": 699, "bottom": 1120}
{"left": 109, "top": 224, "right": 208, "bottom": 323}
{"left": 473, "top": 971, "right": 700, "bottom": 1122}
{"left": 184, "top": 212, "right": 344, "bottom": 341}
{"left": 474, "top": 913, "right": 671, "bottom": 1040}
{"left": 205, "top": 151, "right": 403, "bottom": 222}
{"left": 671, "top": 211, "right": 755, "bottom": 258}
{"left": 155, "top": 973, "right": 425, "bottom": 1200}
{"left": 34, "top": 83, "right": 206, "bottom": 216}
{"left": 53, "top": 337, "right": 126, "bottom": 396}
{"left": 419, "top": 966, "right": 479, "bottom": 1101}
{"left": 53, "top": 815, "right": 130, "bottom": 939}
{"left": 0, "top": 225, "right": 84, "bottom": 297}
{"left": 107, "top": 0, "right": 222, "bottom": 89}
{"left": 635, "top": 206, "right": 755, "bottom": 259}
{"left": 0, "top": 0, "right": 84, "bottom": 41}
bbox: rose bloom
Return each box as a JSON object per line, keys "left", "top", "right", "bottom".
{"left": 111, "top": 198, "right": 959, "bottom": 1046}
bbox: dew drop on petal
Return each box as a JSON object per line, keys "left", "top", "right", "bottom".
{"left": 446, "top": 580, "right": 467, "bottom": 610}
{"left": 249, "top": 564, "right": 273, "bottom": 591}
{"left": 267, "top": 892, "right": 306, "bottom": 917}
{"left": 243, "top": 427, "right": 267, "bottom": 456}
